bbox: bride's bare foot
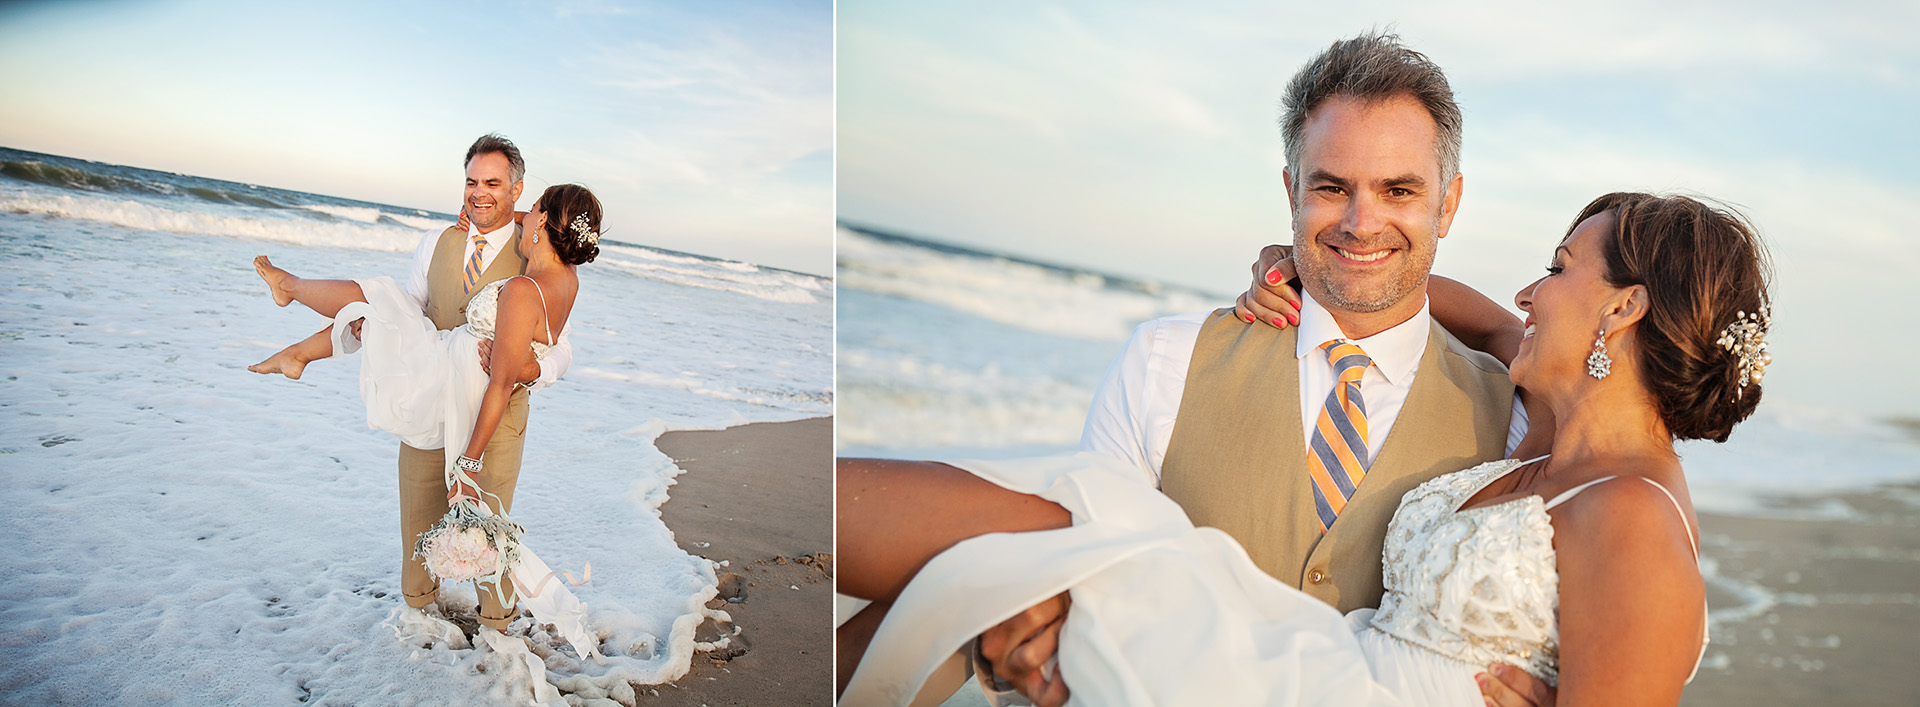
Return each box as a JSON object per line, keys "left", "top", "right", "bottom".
{"left": 248, "top": 346, "right": 308, "bottom": 380}
{"left": 254, "top": 255, "right": 296, "bottom": 307}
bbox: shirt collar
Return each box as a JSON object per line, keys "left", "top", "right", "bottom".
{"left": 1294, "top": 288, "right": 1431, "bottom": 386}
{"left": 468, "top": 219, "right": 515, "bottom": 242}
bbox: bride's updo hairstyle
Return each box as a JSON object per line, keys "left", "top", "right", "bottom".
{"left": 1575, "top": 192, "right": 1773, "bottom": 443}
{"left": 536, "top": 184, "right": 603, "bottom": 265}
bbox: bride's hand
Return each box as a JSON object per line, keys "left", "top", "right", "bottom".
{"left": 1233, "top": 244, "right": 1301, "bottom": 330}
{"left": 447, "top": 478, "right": 480, "bottom": 507}
{"left": 455, "top": 207, "right": 532, "bottom": 232}
{"left": 980, "top": 592, "right": 1071, "bottom": 707}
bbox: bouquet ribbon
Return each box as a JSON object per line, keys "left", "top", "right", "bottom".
{"left": 417, "top": 459, "right": 602, "bottom": 660}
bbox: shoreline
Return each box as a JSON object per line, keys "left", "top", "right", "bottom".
{"left": 652, "top": 417, "right": 834, "bottom": 705}
{"left": 1683, "top": 479, "right": 1920, "bottom": 706}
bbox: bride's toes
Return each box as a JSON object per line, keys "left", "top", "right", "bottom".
{"left": 254, "top": 255, "right": 294, "bottom": 307}
{"left": 248, "top": 350, "right": 307, "bottom": 380}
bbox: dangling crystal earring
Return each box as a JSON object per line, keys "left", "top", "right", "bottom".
{"left": 1586, "top": 329, "right": 1612, "bottom": 380}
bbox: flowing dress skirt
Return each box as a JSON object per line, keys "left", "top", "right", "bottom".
{"left": 840, "top": 453, "right": 1484, "bottom": 706}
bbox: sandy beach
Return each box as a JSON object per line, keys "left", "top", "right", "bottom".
{"left": 654, "top": 417, "right": 834, "bottom": 705}
{"left": 1683, "top": 480, "right": 1920, "bottom": 706}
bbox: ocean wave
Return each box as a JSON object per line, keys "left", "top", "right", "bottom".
{"left": 183, "top": 185, "right": 288, "bottom": 209}
{"left": 387, "top": 213, "right": 450, "bottom": 231}
{"left": 301, "top": 204, "right": 385, "bottom": 223}
{"left": 2, "top": 159, "right": 177, "bottom": 197}
{"left": 599, "top": 249, "right": 824, "bottom": 304}
{"left": 837, "top": 226, "right": 1220, "bottom": 341}
{"left": 0, "top": 189, "right": 428, "bottom": 252}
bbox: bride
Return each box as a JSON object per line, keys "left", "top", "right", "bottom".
{"left": 836, "top": 192, "right": 1774, "bottom": 706}
{"left": 246, "top": 183, "right": 604, "bottom": 657}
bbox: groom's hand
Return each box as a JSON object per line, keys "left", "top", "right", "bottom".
{"left": 979, "top": 592, "right": 1071, "bottom": 707}
{"left": 476, "top": 338, "right": 542, "bottom": 385}
{"left": 1479, "top": 663, "right": 1556, "bottom": 707}
{"left": 1233, "top": 244, "right": 1301, "bottom": 330}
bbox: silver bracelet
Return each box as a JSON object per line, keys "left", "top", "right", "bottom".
{"left": 456, "top": 455, "right": 483, "bottom": 474}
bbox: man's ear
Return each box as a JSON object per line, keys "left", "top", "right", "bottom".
{"left": 1282, "top": 168, "right": 1298, "bottom": 218}
{"left": 1435, "top": 172, "right": 1464, "bottom": 239}
{"left": 510, "top": 180, "right": 525, "bottom": 209}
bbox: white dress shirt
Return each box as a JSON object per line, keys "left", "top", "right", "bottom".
{"left": 401, "top": 220, "right": 573, "bottom": 393}
{"left": 1079, "top": 290, "right": 1526, "bottom": 488}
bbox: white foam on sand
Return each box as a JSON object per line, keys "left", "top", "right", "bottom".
{"left": 0, "top": 209, "right": 831, "bottom": 704}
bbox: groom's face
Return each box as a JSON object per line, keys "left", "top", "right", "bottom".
{"left": 1284, "top": 94, "right": 1462, "bottom": 318}
{"left": 464, "top": 151, "right": 524, "bottom": 233}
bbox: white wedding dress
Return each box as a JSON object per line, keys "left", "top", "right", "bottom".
{"left": 332, "top": 276, "right": 597, "bottom": 661}
{"left": 840, "top": 453, "right": 1704, "bottom": 706}
{"left": 331, "top": 276, "right": 550, "bottom": 454}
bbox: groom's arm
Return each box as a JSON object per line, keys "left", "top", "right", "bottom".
{"left": 1079, "top": 313, "right": 1205, "bottom": 488}
{"left": 966, "top": 315, "right": 1206, "bottom": 706}
{"left": 401, "top": 229, "right": 440, "bottom": 315}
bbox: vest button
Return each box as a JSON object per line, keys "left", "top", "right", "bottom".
{"left": 1307, "top": 568, "right": 1328, "bottom": 585}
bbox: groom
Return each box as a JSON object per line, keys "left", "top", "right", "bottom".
{"left": 393, "top": 133, "right": 573, "bottom": 632}
{"left": 977, "top": 33, "right": 1549, "bottom": 706}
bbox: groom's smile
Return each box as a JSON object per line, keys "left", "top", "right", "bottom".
{"left": 1332, "top": 246, "right": 1394, "bottom": 263}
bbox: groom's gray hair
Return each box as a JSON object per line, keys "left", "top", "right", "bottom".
{"left": 1279, "top": 31, "right": 1462, "bottom": 193}
{"left": 465, "top": 133, "right": 526, "bottom": 185}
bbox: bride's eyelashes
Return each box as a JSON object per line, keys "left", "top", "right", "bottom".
{"left": 1544, "top": 264, "right": 1564, "bottom": 276}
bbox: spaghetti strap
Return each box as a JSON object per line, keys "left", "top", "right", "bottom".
{"left": 1634, "top": 477, "right": 1699, "bottom": 560}
{"left": 1541, "top": 475, "right": 1699, "bottom": 560}
{"left": 1542, "top": 475, "right": 1617, "bottom": 510}
{"left": 513, "top": 275, "right": 555, "bottom": 346}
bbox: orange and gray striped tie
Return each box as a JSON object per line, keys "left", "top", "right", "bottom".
{"left": 462, "top": 232, "right": 488, "bottom": 293}
{"left": 1306, "top": 340, "right": 1372, "bottom": 531}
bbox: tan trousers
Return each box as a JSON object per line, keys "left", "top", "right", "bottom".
{"left": 399, "top": 387, "right": 530, "bottom": 630}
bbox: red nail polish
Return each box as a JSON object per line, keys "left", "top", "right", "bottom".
{"left": 1271, "top": 317, "right": 1284, "bottom": 328}
{"left": 1288, "top": 312, "right": 1299, "bottom": 325}
{"left": 1242, "top": 313, "right": 1254, "bottom": 323}
{"left": 1265, "top": 270, "right": 1282, "bottom": 285}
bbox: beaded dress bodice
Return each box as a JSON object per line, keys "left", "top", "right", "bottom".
{"left": 462, "top": 278, "right": 552, "bottom": 359}
{"left": 1366, "top": 458, "right": 1564, "bottom": 683}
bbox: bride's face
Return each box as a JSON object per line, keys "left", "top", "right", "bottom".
{"left": 1511, "top": 212, "right": 1620, "bottom": 393}
{"left": 518, "top": 199, "right": 547, "bottom": 258}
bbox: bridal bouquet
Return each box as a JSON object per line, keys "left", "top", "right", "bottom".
{"left": 414, "top": 499, "right": 525, "bottom": 591}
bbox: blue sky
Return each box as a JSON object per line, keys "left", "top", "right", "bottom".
{"left": 0, "top": 0, "right": 832, "bottom": 275}
{"left": 837, "top": 1, "right": 1920, "bottom": 418}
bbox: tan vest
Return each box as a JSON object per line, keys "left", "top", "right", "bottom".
{"left": 1160, "top": 308, "right": 1513, "bottom": 614}
{"left": 423, "top": 225, "right": 528, "bottom": 330}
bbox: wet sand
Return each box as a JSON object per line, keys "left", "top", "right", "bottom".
{"left": 652, "top": 417, "right": 834, "bottom": 706}
{"left": 1683, "top": 481, "right": 1920, "bottom": 706}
